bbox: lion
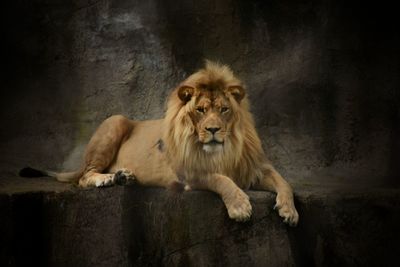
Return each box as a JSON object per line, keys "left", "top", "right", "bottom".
{"left": 20, "top": 61, "right": 299, "bottom": 226}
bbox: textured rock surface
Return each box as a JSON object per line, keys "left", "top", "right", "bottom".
{"left": 1, "top": 1, "right": 399, "bottom": 266}
{"left": 1, "top": 0, "right": 399, "bottom": 186}
{"left": 1, "top": 179, "right": 400, "bottom": 266}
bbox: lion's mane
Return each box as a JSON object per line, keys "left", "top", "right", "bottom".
{"left": 163, "top": 62, "right": 266, "bottom": 189}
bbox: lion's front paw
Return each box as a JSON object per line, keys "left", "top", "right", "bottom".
{"left": 274, "top": 193, "right": 299, "bottom": 226}
{"left": 114, "top": 168, "right": 136, "bottom": 185}
{"left": 224, "top": 189, "right": 252, "bottom": 222}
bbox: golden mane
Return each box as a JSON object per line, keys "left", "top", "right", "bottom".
{"left": 163, "top": 61, "right": 266, "bottom": 188}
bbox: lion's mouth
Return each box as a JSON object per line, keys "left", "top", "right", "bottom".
{"left": 202, "top": 139, "right": 224, "bottom": 153}
{"left": 205, "top": 140, "right": 224, "bottom": 145}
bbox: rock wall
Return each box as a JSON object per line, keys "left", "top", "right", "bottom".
{"left": 1, "top": 0, "right": 399, "bottom": 185}
{"left": 1, "top": 184, "right": 400, "bottom": 266}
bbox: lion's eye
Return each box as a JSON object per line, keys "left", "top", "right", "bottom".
{"left": 196, "top": 107, "right": 205, "bottom": 113}
{"left": 221, "top": 107, "right": 229, "bottom": 113}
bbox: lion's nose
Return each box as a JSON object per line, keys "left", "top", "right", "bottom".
{"left": 206, "top": 127, "right": 221, "bottom": 134}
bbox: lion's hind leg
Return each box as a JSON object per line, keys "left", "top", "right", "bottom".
{"left": 79, "top": 168, "right": 136, "bottom": 187}
{"left": 79, "top": 171, "right": 115, "bottom": 187}
{"left": 78, "top": 115, "right": 134, "bottom": 188}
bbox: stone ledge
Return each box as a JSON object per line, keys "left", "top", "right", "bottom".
{"left": 1, "top": 177, "right": 400, "bottom": 266}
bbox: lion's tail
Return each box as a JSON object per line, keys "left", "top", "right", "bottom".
{"left": 19, "top": 166, "right": 81, "bottom": 183}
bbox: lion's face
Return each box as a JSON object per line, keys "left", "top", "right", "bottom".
{"left": 178, "top": 84, "right": 245, "bottom": 153}
{"left": 192, "top": 91, "right": 232, "bottom": 153}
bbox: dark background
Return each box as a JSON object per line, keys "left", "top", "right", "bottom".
{"left": 1, "top": 0, "right": 399, "bottom": 187}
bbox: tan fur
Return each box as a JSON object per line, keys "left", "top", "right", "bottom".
{"left": 48, "top": 61, "right": 299, "bottom": 225}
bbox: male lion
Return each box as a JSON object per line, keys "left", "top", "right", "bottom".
{"left": 21, "top": 61, "right": 299, "bottom": 226}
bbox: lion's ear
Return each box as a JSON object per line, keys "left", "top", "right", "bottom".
{"left": 227, "top": 86, "right": 245, "bottom": 103}
{"left": 178, "top": 86, "right": 195, "bottom": 103}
